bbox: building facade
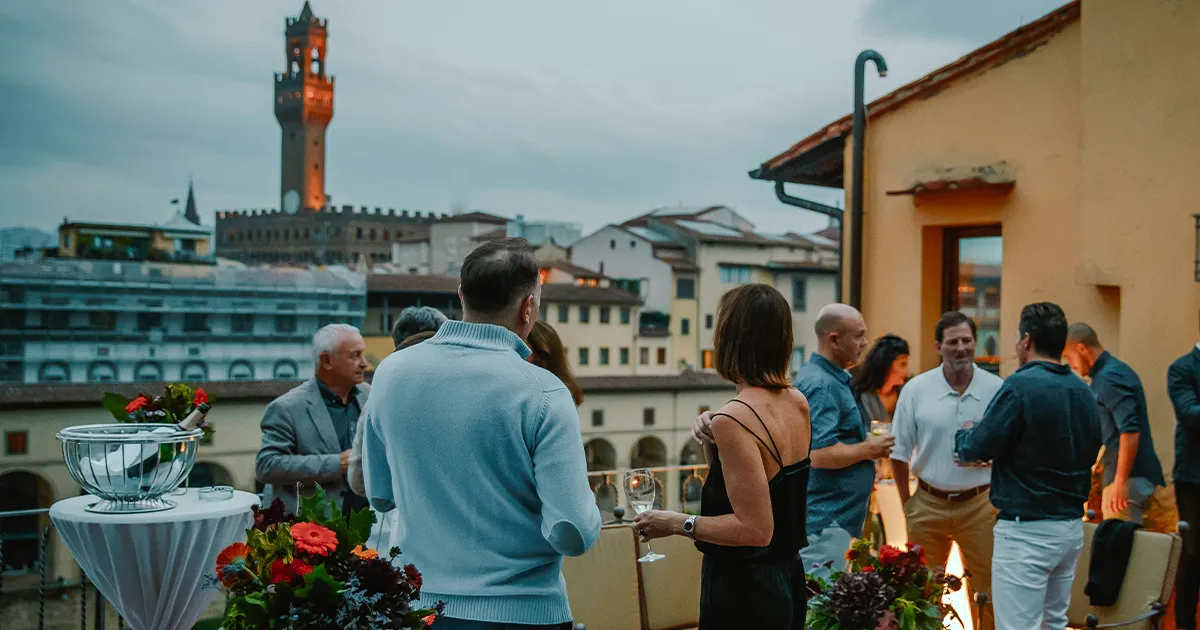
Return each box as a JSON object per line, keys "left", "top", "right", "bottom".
{"left": 0, "top": 260, "right": 365, "bottom": 384}
{"left": 752, "top": 0, "right": 1200, "bottom": 469}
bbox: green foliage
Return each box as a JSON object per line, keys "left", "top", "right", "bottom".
{"left": 101, "top": 392, "right": 130, "bottom": 421}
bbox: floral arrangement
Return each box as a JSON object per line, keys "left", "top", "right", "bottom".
{"left": 806, "top": 539, "right": 964, "bottom": 630}
{"left": 212, "top": 485, "right": 443, "bottom": 629}
{"left": 102, "top": 383, "right": 214, "bottom": 438}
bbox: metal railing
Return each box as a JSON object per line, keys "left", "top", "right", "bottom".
{"left": 586, "top": 464, "right": 709, "bottom": 522}
{"left": 0, "top": 507, "right": 120, "bottom": 630}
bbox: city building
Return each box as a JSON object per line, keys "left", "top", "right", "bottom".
{"left": 0, "top": 228, "right": 54, "bottom": 263}
{"left": 506, "top": 215, "right": 583, "bottom": 247}
{"left": 572, "top": 205, "right": 838, "bottom": 371}
{"left": 750, "top": 0, "right": 1199, "bottom": 467}
{"left": 55, "top": 185, "right": 214, "bottom": 265}
{"left": 0, "top": 259, "right": 365, "bottom": 384}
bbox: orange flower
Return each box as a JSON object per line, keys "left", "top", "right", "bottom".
{"left": 289, "top": 522, "right": 338, "bottom": 556}
{"left": 351, "top": 545, "right": 378, "bottom": 560}
{"left": 269, "top": 557, "right": 313, "bottom": 585}
{"left": 215, "top": 542, "right": 251, "bottom": 586}
{"left": 124, "top": 395, "right": 149, "bottom": 414}
{"left": 422, "top": 614, "right": 437, "bottom": 627}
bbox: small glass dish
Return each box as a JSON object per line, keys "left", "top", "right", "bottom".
{"left": 198, "top": 485, "right": 234, "bottom": 501}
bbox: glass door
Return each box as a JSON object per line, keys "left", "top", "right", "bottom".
{"left": 942, "top": 226, "right": 1002, "bottom": 374}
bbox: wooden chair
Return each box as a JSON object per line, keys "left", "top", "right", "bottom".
{"left": 639, "top": 535, "right": 703, "bottom": 630}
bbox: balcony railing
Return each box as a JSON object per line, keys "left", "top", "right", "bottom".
{"left": 586, "top": 464, "right": 709, "bottom": 521}
{"left": 0, "top": 507, "right": 121, "bottom": 629}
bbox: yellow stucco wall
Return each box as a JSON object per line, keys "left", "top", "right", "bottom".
{"left": 845, "top": 2, "right": 1200, "bottom": 472}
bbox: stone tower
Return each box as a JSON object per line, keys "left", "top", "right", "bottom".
{"left": 274, "top": 1, "right": 334, "bottom": 215}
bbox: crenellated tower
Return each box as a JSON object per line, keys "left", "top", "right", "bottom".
{"left": 274, "top": 1, "right": 334, "bottom": 215}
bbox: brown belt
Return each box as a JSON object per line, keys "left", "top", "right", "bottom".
{"left": 918, "top": 479, "right": 989, "bottom": 502}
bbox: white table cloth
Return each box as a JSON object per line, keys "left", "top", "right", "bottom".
{"left": 50, "top": 489, "right": 258, "bottom": 630}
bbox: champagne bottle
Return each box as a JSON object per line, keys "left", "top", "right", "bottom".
{"left": 176, "top": 402, "right": 211, "bottom": 431}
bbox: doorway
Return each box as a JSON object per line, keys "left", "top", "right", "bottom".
{"left": 942, "top": 226, "right": 1002, "bottom": 374}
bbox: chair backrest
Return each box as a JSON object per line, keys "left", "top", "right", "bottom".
{"left": 1067, "top": 522, "right": 1183, "bottom": 630}
{"left": 639, "top": 536, "right": 703, "bottom": 630}
{"left": 561, "top": 525, "right": 646, "bottom": 630}
{"left": 875, "top": 481, "right": 909, "bottom": 547}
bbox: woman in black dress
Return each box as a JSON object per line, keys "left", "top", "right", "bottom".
{"left": 634, "top": 283, "right": 812, "bottom": 629}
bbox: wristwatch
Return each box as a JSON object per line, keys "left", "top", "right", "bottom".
{"left": 682, "top": 515, "right": 697, "bottom": 539}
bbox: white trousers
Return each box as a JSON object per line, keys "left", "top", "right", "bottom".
{"left": 992, "top": 518, "right": 1084, "bottom": 630}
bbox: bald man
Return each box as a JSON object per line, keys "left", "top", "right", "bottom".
{"left": 693, "top": 303, "right": 891, "bottom": 577}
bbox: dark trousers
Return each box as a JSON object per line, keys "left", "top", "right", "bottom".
{"left": 432, "top": 619, "right": 572, "bottom": 630}
{"left": 699, "top": 556, "right": 807, "bottom": 630}
{"left": 1177, "top": 481, "right": 1200, "bottom": 629}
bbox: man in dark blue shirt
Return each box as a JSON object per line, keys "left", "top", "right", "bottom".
{"left": 1169, "top": 340, "right": 1200, "bottom": 630}
{"left": 1062, "top": 323, "right": 1165, "bottom": 524}
{"left": 955, "top": 302, "right": 1101, "bottom": 630}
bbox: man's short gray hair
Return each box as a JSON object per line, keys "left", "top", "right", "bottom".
{"left": 390, "top": 306, "right": 447, "bottom": 347}
{"left": 313, "top": 323, "right": 361, "bottom": 365}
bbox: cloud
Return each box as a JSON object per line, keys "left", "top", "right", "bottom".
{"left": 0, "top": 0, "right": 1071, "bottom": 238}
{"left": 858, "top": 0, "right": 1071, "bottom": 45}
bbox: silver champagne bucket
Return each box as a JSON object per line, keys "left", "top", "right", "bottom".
{"left": 57, "top": 423, "right": 202, "bottom": 514}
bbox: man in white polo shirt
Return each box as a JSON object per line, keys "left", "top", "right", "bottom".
{"left": 890, "top": 311, "right": 1003, "bottom": 630}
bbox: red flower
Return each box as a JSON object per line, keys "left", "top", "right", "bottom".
{"left": 862, "top": 564, "right": 876, "bottom": 572}
{"left": 215, "top": 542, "right": 251, "bottom": 586}
{"left": 879, "top": 545, "right": 902, "bottom": 567}
{"left": 290, "top": 522, "right": 338, "bottom": 556}
{"left": 193, "top": 388, "right": 209, "bottom": 406}
{"left": 422, "top": 614, "right": 437, "bottom": 628}
{"left": 269, "top": 558, "right": 313, "bottom": 585}
{"left": 124, "top": 395, "right": 149, "bottom": 414}
{"left": 404, "top": 563, "right": 423, "bottom": 591}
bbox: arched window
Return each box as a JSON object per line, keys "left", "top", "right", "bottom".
{"left": 584, "top": 438, "right": 617, "bottom": 472}
{"left": 228, "top": 360, "right": 254, "bottom": 381}
{"left": 38, "top": 361, "right": 71, "bottom": 383}
{"left": 273, "top": 360, "right": 300, "bottom": 380}
{"left": 181, "top": 361, "right": 208, "bottom": 381}
{"left": 0, "top": 471, "right": 55, "bottom": 572}
{"left": 133, "top": 361, "right": 163, "bottom": 382}
{"left": 630, "top": 436, "right": 667, "bottom": 469}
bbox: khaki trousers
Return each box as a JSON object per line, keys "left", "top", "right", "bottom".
{"left": 904, "top": 485, "right": 998, "bottom": 630}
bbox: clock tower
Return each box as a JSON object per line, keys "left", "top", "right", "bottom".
{"left": 275, "top": 2, "right": 333, "bottom": 214}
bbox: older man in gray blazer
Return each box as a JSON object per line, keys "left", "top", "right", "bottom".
{"left": 256, "top": 323, "right": 370, "bottom": 514}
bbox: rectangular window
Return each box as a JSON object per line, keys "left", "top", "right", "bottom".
{"left": 675, "top": 277, "right": 695, "bottom": 299}
{"left": 539, "top": 304, "right": 547, "bottom": 321}
{"left": 232, "top": 314, "right": 254, "bottom": 333}
{"left": 791, "top": 346, "right": 806, "bottom": 374}
{"left": 5, "top": 430, "right": 28, "bottom": 455}
{"left": 88, "top": 311, "right": 116, "bottom": 330}
{"left": 657, "top": 348, "right": 667, "bottom": 365}
{"left": 681, "top": 318, "right": 690, "bottom": 336}
{"left": 943, "top": 226, "right": 1002, "bottom": 374}
{"left": 578, "top": 306, "right": 590, "bottom": 324}
{"left": 183, "top": 313, "right": 208, "bottom": 332}
{"left": 42, "top": 310, "right": 69, "bottom": 330}
{"left": 557, "top": 305, "right": 569, "bottom": 324}
{"left": 275, "top": 315, "right": 297, "bottom": 334}
{"left": 619, "top": 347, "right": 630, "bottom": 365}
{"left": 620, "top": 307, "right": 631, "bottom": 325}
{"left": 599, "top": 348, "right": 610, "bottom": 365}
{"left": 719, "top": 265, "right": 753, "bottom": 284}
{"left": 792, "top": 278, "right": 807, "bottom": 312}
{"left": 578, "top": 347, "right": 590, "bottom": 366}
{"left": 591, "top": 409, "right": 604, "bottom": 428}
{"left": 706, "top": 314, "right": 714, "bottom": 329}
{"left": 137, "top": 312, "right": 163, "bottom": 331}
{"left": 640, "top": 347, "right": 650, "bottom": 365}
{"left": 599, "top": 307, "right": 611, "bottom": 324}
{"left": 643, "top": 408, "right": 655, "bottom": 426}
{"left": 702, "top": 349, "right": 714, "bottom": 369}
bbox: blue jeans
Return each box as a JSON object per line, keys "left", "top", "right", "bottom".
{"left": 992, "top": 518, "right": 1084, "bottom": 630}
{"left": 432, "top": 619, "right": 573, "bottom": 630}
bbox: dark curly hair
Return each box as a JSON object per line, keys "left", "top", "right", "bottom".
{"left": 851, "top": 333, "right": 910, "bottom": 396}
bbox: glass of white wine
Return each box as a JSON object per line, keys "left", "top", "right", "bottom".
{"left": 625, "top": 469, "right": 665, "bottom": 563}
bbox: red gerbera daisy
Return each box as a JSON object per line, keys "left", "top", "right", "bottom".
{"left": 215, "top": 542, "right": 251, "bottom": 586}
{"left": 269, "top": 558, "right": 314, "bottom": 585}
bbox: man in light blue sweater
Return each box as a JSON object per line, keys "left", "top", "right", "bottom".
{"left": 362, "top": 238, "right": 601, "bottom": 629}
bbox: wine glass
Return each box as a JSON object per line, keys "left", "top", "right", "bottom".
{"left": 870, "top": 421, "right": 892, "bottom": 437}
{"left": 624, "top": 469, "right": 665, "bottom": 563}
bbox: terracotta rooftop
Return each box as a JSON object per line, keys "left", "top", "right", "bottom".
{"left": 470, "top": 228, "right": 507, "bottom": 242}
{"left": 0, "top": 379, "right": 303, "bottom": 409}
{"left": 546, "top": 260, "right": 604, "bottom": 279}
{"left": 541, "top": 283, "right": 640, "bottom": 305}
{"left": 752, "top": 0, "right": 1081, "bottom": 185}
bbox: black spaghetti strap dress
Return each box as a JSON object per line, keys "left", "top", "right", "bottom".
{"left": 695, "top": 399, "right": 811, "bottom": 630}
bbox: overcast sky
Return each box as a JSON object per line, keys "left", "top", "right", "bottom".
{"left": 0, "top": 0, "right": 1066, "bottom": 238}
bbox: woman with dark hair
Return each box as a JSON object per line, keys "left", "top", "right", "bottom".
{"left": 852, "top": 334, "right": 910, "bottom": 426}
{"left": 851, "top": 333, "right": 910, "bottom": 543}
{"left": 527, "top": 320, "right": 584, "bottom": 406}
{"left": 633, "top": 284, "right": 811, "bottom": 629}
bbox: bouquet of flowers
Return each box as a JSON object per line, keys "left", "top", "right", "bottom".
{"left": 806, "top": 539, "right": 964, "bottom": 630}
{"left": 102, "top": 383, "right": 214, "bottom": 438}
{"left": 213, "top": 485, "right": 443, "bottom": 629}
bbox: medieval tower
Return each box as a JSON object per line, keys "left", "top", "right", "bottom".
{"left": 275, "top": 1, "right": 333, "bottom": 215}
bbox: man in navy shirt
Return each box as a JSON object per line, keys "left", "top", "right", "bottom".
{"left": 1169, "top": 336, "right": 1200, "bottom": 629}
{"left": 1062, "top": 323, "right": 1165, "bottom": 523}
{"left": 956, "top": 302, "right": 1101, "bottom": 630}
